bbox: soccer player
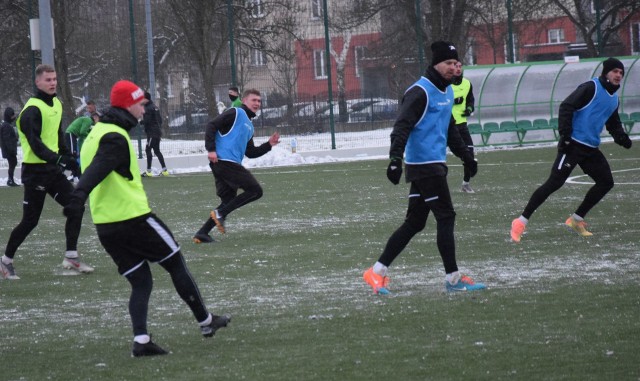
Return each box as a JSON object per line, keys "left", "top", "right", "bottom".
{"left": 510, "top": 58, "right": 633, "bottom": 243}
{"left": 192, "top": 89, "right": 280, "bottom": 243}
{"left": 451, "top": 61, "right": 476, "bottom": 193}
{"left": 362, "top": 41, "right": 485, "bottom": 294}
{"left": 1, "top": 64, "right": 92, "bottom": 280}
{"left": 63, "top": 80, "right": 229, "bottom": 356}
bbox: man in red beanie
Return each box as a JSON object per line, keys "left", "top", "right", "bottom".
{"left": 64, "top": 80, "right": 230, "bottom": 357}
{"left": 510, "top": 57, "right": 633, "bottom": 243}
{"left": 1, "top": 64, "right": 92, "bottom": 280}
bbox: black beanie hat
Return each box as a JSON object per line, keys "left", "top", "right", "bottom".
{"left": 601, "top": 57, "right": 624, "bottom": 77}
{"left": 431, "top": 41, "right": 459, "bottom": 66}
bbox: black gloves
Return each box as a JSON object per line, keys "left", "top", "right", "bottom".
{"left": 386, "top": 158, "right": 403, "bottom": 185}
{"left": 464, "top": 159, "right": 478, "bottom": 178}
{"left": 454, "top": 97, "right": 464, "bottom": 105}
{"left": 557, "top": 136, "right": 572, "bottom": 154}
{"left": 461, "top": 107, "right": 473, "bottom": 117}
{"left": 63, "top": 198, "right": 85, "bottom": 218}
{"left": 57, "top": 154, "right": 79, "bottom": 171}
{"left": 461, "top": 150, "right": 478, "bottom": 178}
{"left": 613, "top": 133, "right": 632, "bottom": 149}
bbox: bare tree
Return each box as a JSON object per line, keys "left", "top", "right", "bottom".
{"left": 0, "top": 0, "right": 36, "bottom": 107}
{"left": 550, "top": 0, "right": 640, "bottom": 57}
{"left": 164, "top": 0, "right": 228, "bottom": 119}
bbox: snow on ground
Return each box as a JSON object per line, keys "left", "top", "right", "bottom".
{"left": 0, "top": 126, "right": 627, "bottom": 185}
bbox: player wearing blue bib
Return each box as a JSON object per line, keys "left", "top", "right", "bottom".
{"left": 511, "top": 58, "right": 632, "bottom": 243}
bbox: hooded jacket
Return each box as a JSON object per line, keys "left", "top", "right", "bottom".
{"left": 142, "top": 100, "right": 162, "bottom": 138}
{"left": 1, "top": 107, "right": 18, "bottom": 158}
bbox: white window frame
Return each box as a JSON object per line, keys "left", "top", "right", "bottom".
{"left": 632, "top": 22, "right": 640, "bottom": 54}
{"left": 548, "top": 28, "right": 564, "bottom": 44}
{"left": 167, "top": 74, "right": 174, "bottom": 98}
{"left": 248, "top": 0, "right": 264, "bottom": 18}
{"left": 251, "top": 48, "right": 267, "bottom": 66}
{"left": 311, "top": 0, "right": 322, "bottom": 19}
{"left": 313, "top": 49, "right": 327, "bottom": 79}
{"left": 354, "top": 46, "right": 367, "bottom": 77}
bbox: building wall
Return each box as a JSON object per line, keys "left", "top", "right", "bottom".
{"left": 295, "top": 32, "right": 381, "bottom": 100}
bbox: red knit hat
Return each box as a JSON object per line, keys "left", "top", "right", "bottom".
{"left": 110, "top": 80, "right": 145, "bottom": 108}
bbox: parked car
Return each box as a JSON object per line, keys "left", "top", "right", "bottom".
{"left": 168, "top": 113, "right": 210, "bottom": 134}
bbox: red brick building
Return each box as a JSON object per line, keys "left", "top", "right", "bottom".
{"left": 469, "top": 13, "right": 640, "bottom": 65}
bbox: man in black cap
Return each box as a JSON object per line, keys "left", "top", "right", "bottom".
{"left": 510, "top": 57, "right": 632, "bottom": 243}
{"left": 362, "top": 41, "right": 485, "bottom": 294}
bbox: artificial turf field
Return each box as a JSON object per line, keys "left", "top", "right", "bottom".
{"left": 0, "top": 142, "right": 638, "bottom": 381}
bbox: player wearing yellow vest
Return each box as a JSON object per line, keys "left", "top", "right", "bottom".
{"left": 63, "top": 80, "right": 229, "bottom": 357}
{"left": 1, "top": 64, "right": 93, "bottom": 280}
{"left": 451, "top": 61, "right": 476, "bottom": 193}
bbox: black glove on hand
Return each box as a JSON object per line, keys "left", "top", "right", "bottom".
{"left": 461, "top": 151, "right": 477, "bottom": 177}
{"left": 613, "top": 133, "right": 632, "bottom": 149}
{"left": 463, "top": 158, "right": 478, "bottom": 178}
{"left": 454, "top": 97, "right": 464, "bottom": 105}
{"left": 386, "top": 158, "right": 403, "bottom": 185}
{"left": 57, "top": 154, "right": 79, "bottom": 171}
{"left": 557, "top": 137, "right": 572, "bottom": 154}
{"left": 63, "top": 198, "right": 85, "bottom": 218}
{"left": 461, "top": 107, "right": 472, "bottom": 117}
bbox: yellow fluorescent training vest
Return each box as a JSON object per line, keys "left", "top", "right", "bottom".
{"left": 451, "top": 78, "right": 471, "bottom": 124}
{"left": 80, "top": 122, "right": 151, "bottom": 224}
{"left": 17, "top": 97, "right": 63, "bottom": 163}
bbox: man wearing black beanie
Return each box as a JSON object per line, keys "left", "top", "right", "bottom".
{"left": 362, "top": 41, "right": 485, "bottom": 294}
{"left": 511, "top": 57, "right": 632, "bottom": 243}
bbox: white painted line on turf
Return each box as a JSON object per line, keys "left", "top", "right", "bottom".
{"left": 566, "top": 168, "right": 640, "bottom": 185}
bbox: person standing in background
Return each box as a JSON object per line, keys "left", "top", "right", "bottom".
{"left": 228, "top": 86, "right": 242, "bottom": 108}
{"left": 1, "top": 107, "right": 19, "bottom": 186}
{"left": 141, "top": 91, "right": 168, "bottom": 177}
{"left": 451, "top": 61, "right": 476, "bottom": 193}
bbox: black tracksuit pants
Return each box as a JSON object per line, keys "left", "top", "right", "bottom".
{"left": 378, "top": 175, "right": 459, "bottom": 274}
{"left": 197, "top": 160, "right": 263, "bottom": 234}
{"left": 4, "top": 171, "right": 81, "bottom": 258}
{"left": 522, "top": 145, "right": 614, "bottom": 220}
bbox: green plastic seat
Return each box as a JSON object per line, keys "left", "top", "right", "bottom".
{"left": 500, "top": 121, "right": 517, "bottom": 131}
{"left": 532, "top": 119, "right": 549, "bottom": 129}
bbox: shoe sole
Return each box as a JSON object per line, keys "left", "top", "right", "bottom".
{"left": 203, "top": 315, "right": 231, "bottom": 337}
{"left": 62, "top": 263, "right": 94, "bottom": 273}
{"left": 565, "top": 225, "right": 593, "bottom": 237}
{"left": 193, "top": 237, "right": 214, "bottom": 244}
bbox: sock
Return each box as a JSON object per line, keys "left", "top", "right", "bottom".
{"left": 199, "top": 313, "right": 212, "bottom": 327}
{"left": 572, "top": 213, "right": 584, "bottom": 222}
{"left": 65, "top": 250, "right": 79, "bottom": 259}
{"left": 445, "top": 271, "right": 460, "bottom": 285}
{"left": 372, "top": 261, "right": 388, "bottom": 277}
{"left": 134, "top": 334, "right": 150, "bottom": 344}
{"left": 462, "top": 181, "right": 469, "bottom": 186}
{"left": 2, "top": 255, "right": 12, "bottom": 265}
{"left": 162, "top": 167, "right": 167, "bottom": 171}
{"left": 518, "top": 216, "right": 529, "bottom": 225}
